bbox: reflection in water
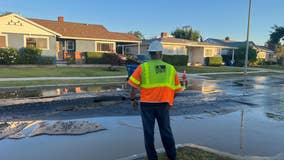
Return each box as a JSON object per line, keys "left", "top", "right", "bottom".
{"left": 0, "top": 121, "right": 39, "bottom": 139}
{"left": 186, "top": 79, "right": 222, "bottom": 93}
{"left": 0, "top": 83, "right": 125, "bottom": 99}
{"left": 254, "top": 76, "right": 268, "bottom": 83}
{"left": 1, "top": 79, "right": 223, "bottom": 99}
{"left": 266, "top": 113, "right": 284, "bottom": 121}
{"left": 240, "top": 110, "right": 245, "bottom": 157}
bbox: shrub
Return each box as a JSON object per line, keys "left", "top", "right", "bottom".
{"left": 103, "top": 53, "right": 122, "bottom": 65}
{"left": 86, "top": 52, "right": 122, "bottom": 65}
{"left": 19, "top": 47, "right": 42, "bottom": 64}
{"left": 162, "top": 55, "right": 188, "bottom": 66}
{"left": 253, "top": 58, "right": 266, "bottom": 66}
{"left": 205, "top": 57, "right": 223, "bottom": 66}
{"left": 86, "top": 52, "right": 104, "bottom": 64}
{"left": 38, "top": 57, "right": 55, "bottom": 65}
{"left": 0, "top": 48, "right": 19, "bottom": 64}
{"left": 234, "top": 46, "right": 257, "bottom": 67}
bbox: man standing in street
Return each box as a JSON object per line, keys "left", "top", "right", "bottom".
{"left": 128, "top": 41, "right": 182, "bottom": 160}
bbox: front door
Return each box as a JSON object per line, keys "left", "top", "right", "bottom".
{"left": 56, "top": 41, "right": 64, "bottom": 60}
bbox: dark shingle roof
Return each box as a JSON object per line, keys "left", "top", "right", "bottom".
{"left": 143, "top": 37, "right": 226, "bottom": 47}
{"left": 205, "top": 38, "right": 256, "bottom": 49}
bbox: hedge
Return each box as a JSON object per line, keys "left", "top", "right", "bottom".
{"left": 0, "top": 47, "right": 55, "bottom": 65}
{"left": 0, "top": 48, "right": 19, "bottom": 64}
{"left": 86, "top": 52, "right": 122, "bottom": 65}
{"left": 19, "top": 47, "right": 42, "bottom": 64}
{"left": 162, "top": 55, "right": 188, "bottom": 66}
{"left": 205, "top": 57, "right": 223, "bottom": 66}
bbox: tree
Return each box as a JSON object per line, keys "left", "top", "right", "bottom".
{"left": 128, "top": 31, "right": 145, "bottom": 40}
{"left": 234, "top": 46, "right": 257, "bottom": 67}
{"left": 267, "top": 25, "right": 284, "bottom": 50}
{"left": 267, "top": 25, "right": 284, "bottom": 65}
{"left": 171, "top": 26, "right": 201, "bottom": 41}
{"left": 276, "top": 45, "right": 284, "bottom": 65}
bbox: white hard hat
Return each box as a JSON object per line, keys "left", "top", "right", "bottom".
{"left": 147, "top": 40, "right": 163, "bottom": 52}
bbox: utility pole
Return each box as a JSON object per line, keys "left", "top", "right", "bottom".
{"left": 243, "top": 0, "right": 252, "bottom": 95}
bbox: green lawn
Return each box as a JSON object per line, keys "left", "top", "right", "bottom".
{"left": 175, "top": 66, "right": 248, "bottom": 74}
{"left": 145, "top": 146, "right": 235, "bottom": 160}
{"left": 255, "top": 65, "right": 284, "bottom": 70}
{"left": 0, "top": 67, "right": 127, "bottom": 78}
{"left": 0, "top": 78, "right": 126, "bottom": 87}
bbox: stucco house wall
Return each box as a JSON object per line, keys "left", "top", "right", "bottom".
{"left": 43, "top": 36, "right": 56, "bottom": 58}
{"left": 192, "top": 47, "right": 204, "bottom": 66}
{"left": 0, "top": 13, "right": 58, "bottom": 60}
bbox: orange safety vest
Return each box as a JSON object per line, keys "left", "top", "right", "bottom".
{"left": 128, "top": 60, "right": 182, "bottom": 105}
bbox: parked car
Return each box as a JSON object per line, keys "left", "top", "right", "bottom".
{"left": 126, "top": 54, "right": 151, "bottom": 65}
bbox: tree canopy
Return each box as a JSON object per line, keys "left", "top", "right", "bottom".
{"left": 128, "top": 31, "right": 145, "bottom": 40}
{"left": 171, "top": 26, "right": 201, "bottom": 41}
{"left": 267, "top": 25, "right": 284, "bottom": 50}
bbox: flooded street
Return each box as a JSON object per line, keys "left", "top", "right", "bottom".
{"left": 0, "top": 75, "right": 284, "bottom": 160}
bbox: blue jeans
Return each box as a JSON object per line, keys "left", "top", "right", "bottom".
{"left": 140, "top": 102, "right": 176, "bottom": 160}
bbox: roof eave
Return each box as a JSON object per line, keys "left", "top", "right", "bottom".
{"left": 60, "top": 36, "right": 141, "bottom": 43}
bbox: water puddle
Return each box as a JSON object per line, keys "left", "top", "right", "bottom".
{"left": 0, "top": 83, "right": 127, "bottom": 99}
{"left": 1, "top": 108, "right": 284, "bottom": 160}
{"left": 0, "top": 79, "right": 224, "bottom": 99}
{"left": 0, "top": 76, "right": 283, "bottom": 160}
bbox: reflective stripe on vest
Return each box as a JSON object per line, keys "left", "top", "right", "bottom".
{"left": 129, "top": 75, "right": 140, "bottom": 85}
{"left": 140, "top": 60, "right": 178, "bottom": 90}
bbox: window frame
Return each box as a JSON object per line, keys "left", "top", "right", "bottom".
{"left": 66, "top": 40, "right": 75, "bottom": 51}
{"left": 24, "top": 35, "right": 49, "bottom": 50}
{"left": 95, "top": 41, "right": 115, "bottom": 53}
{"left": 0, "top": 34, "right": 8, "bottom": 48}
{"left": 204, "top": 49, "right": 213, "bottom": 57}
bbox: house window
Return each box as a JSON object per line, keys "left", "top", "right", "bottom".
{"left": 0, "top": 36, "right": 6, "bottom": 48}
{"left": 26, "top": 37, "right": 48, "bottom": 49}
{"left": 205, "top": 49, "right": 213, "bottom": 57}
{"left": 66, "top": 40, "right": 75, "bottom": 51}
{"left": 96, "top": 42, "right": 114, "bottom": 52}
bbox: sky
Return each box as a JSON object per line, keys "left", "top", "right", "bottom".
{"left": 1, "top": 0, "right": 283, "bottom": 45}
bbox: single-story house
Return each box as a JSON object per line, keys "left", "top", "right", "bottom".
{"left": 256, "top": 45, "right": 277, "bottom": 62}
{"left": 125, "top": 32, "right": 230, "bottom": 66}
{"left": 0, "top": 13, "right": 140, "bottom": 63}
{"left": 205, "top": 37, "right": 276, "bottom": 63}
